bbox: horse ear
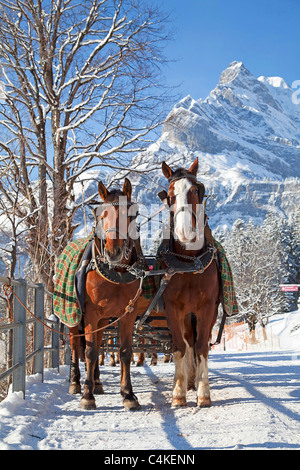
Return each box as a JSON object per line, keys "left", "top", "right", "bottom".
{"left": 98, "top": 181, "right": 108, "bottom": 201}
{"left": 162, "top": 161, "right": 173, "bottom": 180}
{"left": 123, "top": 177, "right": 132, "bottom": 201}
{"left": 188, "top": 157, "right": 198, "bottom": 177}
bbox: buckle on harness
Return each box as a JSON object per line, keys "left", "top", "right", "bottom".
{"left": 194, "top": 258, "right": 204, "bottom": 273}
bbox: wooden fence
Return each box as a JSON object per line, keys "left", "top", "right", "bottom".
{"left": 0, "top": 276, "right": 69, "bottom": 399}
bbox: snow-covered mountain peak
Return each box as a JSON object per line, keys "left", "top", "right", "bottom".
{"left": 258, "top": 75, "right": 290, "bottom": 90}
{"left": 218, "top": 60, "right": 251, "bottom": 86}
{"left": 130, "top": 61, "right": 300, "bottom": 231}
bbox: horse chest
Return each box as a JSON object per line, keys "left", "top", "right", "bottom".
{"left": 87, "top": 275, "right": 139, "bottom": 315}
{"left": 164, "top": 272, "right": 210, "bottom": 312}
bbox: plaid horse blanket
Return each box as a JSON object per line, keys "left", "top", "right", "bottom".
{"left": 213, "top": 239, "right": 239, "bottom": 316}
{"left": 53, "top": 236, "right": 156, "bottom": 327}
{"left": 53, "top": 236, "right": 93, "bottom": 327}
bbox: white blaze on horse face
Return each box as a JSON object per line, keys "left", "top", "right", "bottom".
{"left": 174, "top": 178, "right": 193, "bottom": 242}
{"left": 173, "top": 178, "right": 205, "bottom": 249}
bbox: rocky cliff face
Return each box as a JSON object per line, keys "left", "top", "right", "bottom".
{"left": 130, "top": 61, "right": 300, "bottom": 231}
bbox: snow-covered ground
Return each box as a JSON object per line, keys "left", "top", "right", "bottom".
{"left": 0, "top": 311, "right": 299, "bottom": 450}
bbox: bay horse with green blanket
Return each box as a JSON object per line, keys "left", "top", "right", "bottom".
{"left": 158, "top": 158, "right": 222, "bottom": 407}
{"left": 69, "top": 178, "right": 143, "bottom": 411}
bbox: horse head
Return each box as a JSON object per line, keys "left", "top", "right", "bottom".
{"left": 95, "top": 178, "right": 137, "bottom": 265}
{"left": 160, "top": 158, "right": 206, "bottom": 250}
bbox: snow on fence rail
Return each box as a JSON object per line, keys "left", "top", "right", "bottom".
{"left": 0, "top": 276, "right": 67, "bottom": 399}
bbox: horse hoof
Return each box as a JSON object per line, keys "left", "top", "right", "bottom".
{"left": 123, "top": 398, "right": 141, "bottom": 411}
{"left": 94, "top": 383, "right": 104, "bottom": 395}
{"left": 197, "top": 397, "right": 211, "bottom": 407}
{"left": 80, "top": 397, "right": 96, "bottom": 410}
{"left": 69, "top": 383, "right": 81, "bottom": 395}
{"left": 171, "top": 397, "right": 187, "bottom": 407}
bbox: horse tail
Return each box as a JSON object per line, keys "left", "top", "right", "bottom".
{"left": 190, "top": 313, "right": 197, "bottom": 343}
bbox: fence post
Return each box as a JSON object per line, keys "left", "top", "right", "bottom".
{"left": 51, "top": 315, "right": 60, "bottom": 370}
{"left": 12, "top": 280, "right": 27, "bottom": 398}
{"left": 33, "top": 283, "right": 44, "bottom": 380}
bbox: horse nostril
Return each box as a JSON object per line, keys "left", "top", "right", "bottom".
{"left": 104, "top": 245, "right": 123, "bottom": 262}
{"left": 115, "top": 246, "right": 122, "bottom": 257}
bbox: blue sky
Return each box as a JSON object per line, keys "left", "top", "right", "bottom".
{"left": 154, "top": 0, "right": 300, "bottom": 100}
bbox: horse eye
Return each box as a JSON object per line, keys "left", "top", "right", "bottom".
{"left": 99, "top": 210, "right": 108, "bottom": 220}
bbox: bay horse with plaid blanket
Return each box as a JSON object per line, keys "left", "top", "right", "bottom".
{"left": 69, "top": 178, "right": 142, "bottom": 410}
{"left": 160, "top": 158, "right": 221, "bottom": 407}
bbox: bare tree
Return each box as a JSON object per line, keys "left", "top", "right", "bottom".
{"left": 221, "top": 218, "right": 288, "bottom": 341}
{"left": 0, "top": 0, "right": 171, "bottom": 289}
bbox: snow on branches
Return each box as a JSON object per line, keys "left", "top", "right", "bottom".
{"left": 0, "top": 0, "right": 171, "bottom": 287}
{"left": 218, "top": 213, "right": 299, "bottom": 335}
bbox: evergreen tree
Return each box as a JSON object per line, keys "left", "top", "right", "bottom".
{"left": 291, "top": 208, "right": 300, "bottom": 286}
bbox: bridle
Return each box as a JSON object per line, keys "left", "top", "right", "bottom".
{"left": 93, "top": 199, "right": 138, "bottom": 265}
{"left": 158, "top": 172, "right": 207, "bottom": 250}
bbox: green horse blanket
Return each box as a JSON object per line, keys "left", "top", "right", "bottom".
{"left": 53, "top": 236, "right": 238, "bottom": 328}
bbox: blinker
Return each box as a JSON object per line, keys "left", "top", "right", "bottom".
{"left": 157, "top": 190, "right": 168, "bottom": 205}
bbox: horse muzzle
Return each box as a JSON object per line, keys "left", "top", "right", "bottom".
{"left": 104, "top": 246, "right": 124, "bottom": 264}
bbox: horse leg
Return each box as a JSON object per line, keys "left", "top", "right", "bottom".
{"left": 108, "top": 338, "right": 117, "bottom": 366}
{"left": 172, "top": 349, "right": 187, "bottom": 406}
{"left": 165, "top": 311, "right": 187, "bottom": 407}
{"left": 80, "top": 318, "right": 100, "bottom": 410}
{"left": 184, "top": 314, "right": 196, "bottom": 391}
{"left": 151, "top": 353, "right": 158, "bottom": 366}
{"left": 94, "top": 328, "right": 106, "bottom": 395}
{"left": 136, "top": 337, "right": 145, "bottom": 366}
{"left": 136, "top": 352, "right": 145, "bottom": 366}
{"left": 69, "top": 327, "right": 81, "bottom": 395}
{"left": 194, "top": 320, "right": 212, "bottom": 407}
{"left": 94, "top": 356, "right": 104, "bottom": 394}
{"left": 99, "top": 352, "right": 105, "bottom": 366}
{"left": 150, "top": 338, "right": 158, "bottom": 365}
{"left": 194, "top": 303, "right": 218, "bottom": 407}
{"left": 163, "top": 354, "right": 171, "bottom": 363}
{"left": 195, "top": 354, "right": 211, "bottom": 407}
{"left": 119, "top": 316, "right": 141, "bottom": 411}
{"left": 110, "top": 353, "right": 116, "bottom": 367}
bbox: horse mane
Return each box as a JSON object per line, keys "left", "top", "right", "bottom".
{"left": 106, "top": 189, "right": 125, "bottom": 201}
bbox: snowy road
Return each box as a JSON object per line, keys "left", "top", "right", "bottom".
{"left": 1, "top": 350, "right": 300, "bottom": 450}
